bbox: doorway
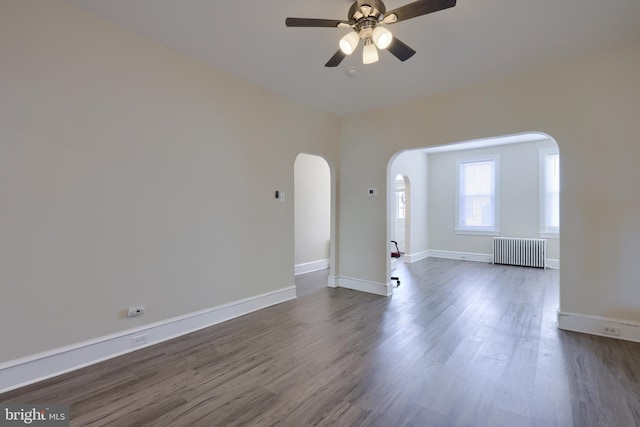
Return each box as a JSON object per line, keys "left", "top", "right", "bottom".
{"left": 294, "top": 154, "right": 332, "bottom": 290}
{"left": 393, "top": 174, "right": 409, "bottom": 255}
{"left": 387, "top": 132, "right": 561, "bottom": 287}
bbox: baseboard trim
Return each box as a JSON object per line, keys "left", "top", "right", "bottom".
{"left": 0, "top": 286, "right": 296, "bottom": 394}
{"left": 294, "top": 259, "right": 329, "bottom": 276}
{"left": 404, "top": 250, "right": 429, "bottom": 263}
{"left": 336, "top": 276, "right": 392, "bottom": 297}
{"left": 428, "top": 250, "right": 492, "bottom": 263}
{"left": 546, "top": 259, "right": 560, "bottom": 269}
{"left": 327, "top": 275, "right": 338, "bottom": 288}
{"left": 557, "top": 310, "right": 640, "bottom": 343}
{"left": 411, "top": 250, "right": 559, "bottom": 268}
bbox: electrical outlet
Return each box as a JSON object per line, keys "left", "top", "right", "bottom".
{"left": 602, "top": 325, "right": 621, "bottom": 336}
{"left": 127, "top": 305, "right": 145, "bottom": 318}
{"left": 131, "top": 333, "right": 149, "bottom": 347}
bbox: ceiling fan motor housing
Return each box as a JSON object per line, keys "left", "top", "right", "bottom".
{"left": 349, "top": 0, "right": 387, "bottom": 38}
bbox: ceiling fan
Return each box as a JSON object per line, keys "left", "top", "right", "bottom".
{"left": 285, "top": 0, "right": 456, "bottom": 67}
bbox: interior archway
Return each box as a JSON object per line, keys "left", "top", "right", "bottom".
{"left": 387, "top": 131, "right": 561, "bottom": 290}
{"left": 294, "top": 153, "right": 335, "bottom": 294}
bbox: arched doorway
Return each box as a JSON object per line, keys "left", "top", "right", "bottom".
{"left": 387, "top": 132, "right": 561, "bottom": 289}
{"left": 294, "top": 153, "right": 334, "bottom": 295}
{"left": 393, "top": 174, "right": 409, "bottom": 256}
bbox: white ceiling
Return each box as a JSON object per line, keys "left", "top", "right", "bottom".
{"left": 65, "top": 0, "right": 640, "bottom": 116}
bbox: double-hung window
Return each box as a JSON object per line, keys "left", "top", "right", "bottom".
{"left": 540, "top": 149, "right": 560, "bottom": 236}
{"left": 456, "top": 156, "right": 499, "bottom": 235}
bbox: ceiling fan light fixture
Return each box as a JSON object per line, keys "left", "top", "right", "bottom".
{"left": 362, "top": 39, "right": 379, "bottom": 64}
{"left": 381, "top": 13, "right": 397, "bottom": 25}
{"left": 285, "top": 0, "right": 457, "bottom": 67}
{"left": 372, "top": 26, "right": 393, "bottom": 49}
{"left": 339, "top": 31, "right": 360, "bottom": 55}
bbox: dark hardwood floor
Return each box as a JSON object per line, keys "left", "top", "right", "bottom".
{"left": 2, "top": 258, "right": 640, "bottom": 426}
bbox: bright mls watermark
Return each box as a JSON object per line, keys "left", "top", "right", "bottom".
{"left": 1, "top": 404, "right": 69, "bottom": 426}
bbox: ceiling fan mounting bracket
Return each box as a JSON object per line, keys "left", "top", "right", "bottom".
{"left": 349, "top": 1, "right": 386, "bottom": 25}
{"left": 348, "top": 1, "right": 388, "bottom": 39}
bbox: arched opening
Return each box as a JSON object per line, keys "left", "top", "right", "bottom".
{"left": 387, "top": 132, "right": 561, "bottom": 293}
{"left": 294, "top": 153, "right": 334, "bottom": 296}
{"left": 392, "top": 174, "right": 410, "bottom": 257}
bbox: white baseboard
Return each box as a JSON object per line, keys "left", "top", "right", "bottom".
{"left": 0, "top": 286, "right": 296, "bottom": 394}
{"left": 557, "top": 310, "right": 640, "bottom": 343}
{"left": 546, "top": 259, "right": 560, "bottom": 269}
{"left": 336, "top": 276, "right": 392, "bottom": 297}
{"left": 428, "top": 250, "right": 493, "bottom": 263}
{"left": 294, "top": 259, "right": 329, "bottom": 276}
{"left": 404, "top": 250, "right": 429, "bottom": 263}
{"left": 327, "top": 275, "right": 338, "bottom": 288}
{"left": 409, "top": 250, "right": 559, "bottom": 269}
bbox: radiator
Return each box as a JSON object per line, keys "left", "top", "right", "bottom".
{"left": 493, "top": 237, "right": 546, "bottom": 268}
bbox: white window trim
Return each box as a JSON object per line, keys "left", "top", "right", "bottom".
{"left": 539, "top": 148, "right": 560, "bottom": 238}
{"left": 455, "top": 154, "right": 500, "bottom": 236}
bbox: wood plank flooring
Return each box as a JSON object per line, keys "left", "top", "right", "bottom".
{"left": 2, "top": 258, "right": 640, "bottom": 426}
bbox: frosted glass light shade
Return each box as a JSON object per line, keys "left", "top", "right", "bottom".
{"left": 339, "top": 31, "right": 360, "bottom": 55}
{"left": 362, "top": 40, "right": 379, "bottom": 64}
{"left": 372, "top": 27, "right": 393, "bottom": 49}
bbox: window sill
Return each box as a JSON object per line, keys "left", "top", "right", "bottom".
{"left": 455, "top": 229, "right": 500, "bottom": 237}
{"left": 540, "top": 232, "right": 559, "bottom": 239}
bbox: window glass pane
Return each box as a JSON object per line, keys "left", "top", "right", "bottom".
{"left": 548, "top": 195, "right": 559, "bottom": 228}
{"left": 463, "top": 162, "right": 494, "bottom": 196}
{"left": 459, "top": 159, "right": 495, "bottom": 229}
{"left": 395, "top": 176, "right": 405, "bottom": 219}
{"left": 461, "top": 195, "right": 494, "bottom": 227}
{"left": 396, "top": 190, "right": 405, "bottom": 219}
{"left": 545, "top": 152, "right": 560, "bottom": 230}
{"left": 546, "top": 153, "right": 560, "bottom": 192}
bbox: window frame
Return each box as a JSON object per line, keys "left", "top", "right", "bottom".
{"left": 539, "top": 148, "right": 560, "bottom": 238}
{"left": 455, "top": 154, "right": 500, "bottom": 236}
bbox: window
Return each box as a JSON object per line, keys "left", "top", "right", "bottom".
{"left": 456, "top": 156, "right": 499, "bottom": 235}
{"left": 396, "top": 189, "right": 406, "bottom": 219}
{"left": 395, "top": 176, "right": 406, "bottom": 219}
{"left": 540, "top": 149, "right": 560, "bottom": 236}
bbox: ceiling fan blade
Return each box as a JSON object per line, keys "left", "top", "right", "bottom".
{"left": 385, "top": 0, "right": 456, "bottom": 24}
{"left": 325, "top": 50, "right": 347, "bottom": 67}
{"left": 386, "top": 38, "right": 416, "bottom": 62}
{"left": 285, "top": 18, "right": 348, "bottom": 28}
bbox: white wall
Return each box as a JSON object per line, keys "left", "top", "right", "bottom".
{"left": 294, "top": 154, "right": 331, "bottom": 273}
{"left": 338, "top": 41, "right": 640, "bottom": 325}
{"left": 389, "top": 151, "right": 429, "bottom": 260}
{"left": 428, "top": 139, "right": 559, "bottom": 261}
{"left": 0, "top": 0, "right": 339, "bottom": 364}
